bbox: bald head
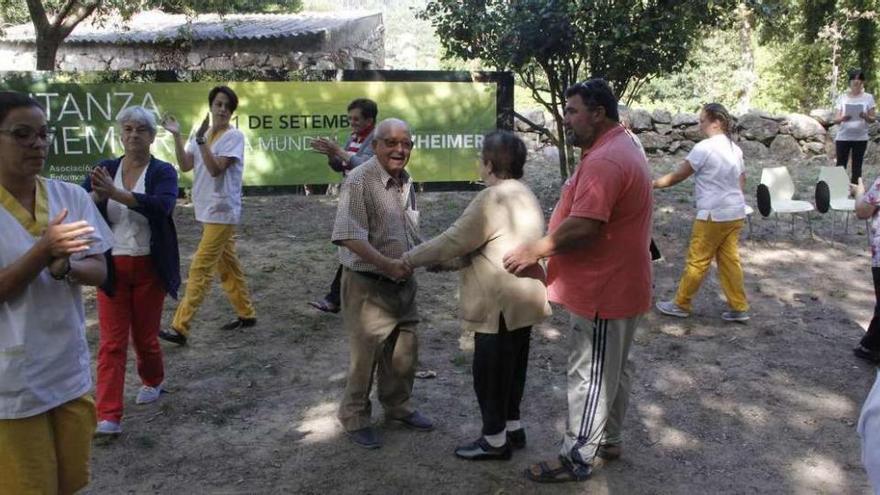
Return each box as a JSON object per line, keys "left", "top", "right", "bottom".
{"left": 372, "top": 118, "right": 414, "bottom": 177}
{"left": 374, "top": 118, "right": 411, "bottom": 140}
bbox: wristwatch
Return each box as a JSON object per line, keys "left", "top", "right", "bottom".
{"left": 50, "top": 258, "right": 72, "bottom": 280}
{"left": 196, "top": 136, "right": 207, "bottom": 145}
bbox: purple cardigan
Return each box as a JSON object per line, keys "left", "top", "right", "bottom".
{"left": 82, "top": 156, "right": 181, "bottom": 299}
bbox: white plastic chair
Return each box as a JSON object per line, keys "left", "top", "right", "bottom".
{"left": 760, "top": 166, "right": 814, "bottom": 236}
{"left": 744, "top": 204, "right": 754, "bottom": 237}
{"left": 816, "top": 166, "right": 866, "bottom": 239}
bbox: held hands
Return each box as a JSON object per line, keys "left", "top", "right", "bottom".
{"left": 39, "top": 209, "right": 95, "bottom": 259}
{"left": 383, "top": 257, "right": 413, "bottom": 282}
{"left": 89, "top": 166, "right": 116, "bottom": 202}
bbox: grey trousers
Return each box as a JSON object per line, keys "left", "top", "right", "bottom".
{"left": 337, "top": 268, "right": 420, "bottom": 432}
{"left": 560, "top": 311, "right": 642, "bottom": 467}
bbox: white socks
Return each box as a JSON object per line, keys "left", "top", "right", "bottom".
{"left": 506, "top": 420, "right": 522, "bottom": 431}
{"left": 484, "top": 431, "right": 506, "bottom": 447}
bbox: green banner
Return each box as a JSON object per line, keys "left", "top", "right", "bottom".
{"left": 12, "top": 79, "right": 499, "bottom": 185}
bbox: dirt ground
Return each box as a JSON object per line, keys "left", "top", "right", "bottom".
{"left": 81, "top": 150, "right": 878, "bottom": 495}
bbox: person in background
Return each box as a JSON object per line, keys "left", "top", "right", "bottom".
{"left": 83, "top": 106, "right": 180, "bottom": 436}
{"left": 654, "top": 103, "right": 750, "bottom": 322}
{"left": 0, "top": 91, "right": 112, "bottom": 494}
{"left": 403, "top": 130, "right": 550, "bottom": 461}
{"left": 834, "top": 68, "right": 876, "bottom": 185}
{"left": 309, "top": 98, "right": 378, "bottom": 314}
{"left": 160, "top": 85, "right": 256, "bottom": 345}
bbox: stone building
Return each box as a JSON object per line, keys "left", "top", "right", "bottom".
{"left": 0, "top": 10, "right": 384, "bottom": 71}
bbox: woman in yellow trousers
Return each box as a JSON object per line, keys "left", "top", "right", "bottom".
{"left": 653, "top": 103, "right": 750, "bottom": 322}
{"left": 159, "top": 85, "right": 256, "bottom": 345}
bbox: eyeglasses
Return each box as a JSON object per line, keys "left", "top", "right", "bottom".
{"left": 0, "top": 126, "right": 56, "bottom": 146}
{"left": 380, "top": 138, "right": 414, "bottom": 150}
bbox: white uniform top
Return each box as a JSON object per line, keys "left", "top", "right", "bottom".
{"left": 860, "top": 373, "right": 880, "bottom": 495}
{"left": 686, "top": 134, "right": 747, "bottom": 222}
{"left": 0, "top": 180, "right": 112, "bottom": 419}
{"left": 836, "top": 92, "right": 876, "bottom": 142}
{"left": 187, "top": 127, "right": 246, "bottom": 225}
{"left": 107, "top": 165, "right": 150, "bottom": 256}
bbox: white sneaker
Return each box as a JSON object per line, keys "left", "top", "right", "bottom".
{"left": 136, "top": 384, "right": 162, "bottom": 405}
{"left": 95, "top": 420, "right": 122, "bottom": 436}
{"left": 721, "top": 310, "right": 751, "bottom": 322}
{"left": 656, "top": 300, "right": 690, "bottom": 318}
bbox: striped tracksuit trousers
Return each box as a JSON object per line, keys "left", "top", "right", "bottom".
{"left": 561, "top": 311, "right": 643, "bottom": 468}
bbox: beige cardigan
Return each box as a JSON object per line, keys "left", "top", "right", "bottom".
{"left": 404, "top": 179, "right": 551, "bottom": 334}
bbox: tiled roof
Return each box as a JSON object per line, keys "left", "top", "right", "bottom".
{"left": 1, "top": 10, "right": 381, "bottom": 45}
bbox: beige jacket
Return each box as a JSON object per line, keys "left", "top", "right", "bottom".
{"left": 404, "top": 179, "right": 551, "bottom": 334}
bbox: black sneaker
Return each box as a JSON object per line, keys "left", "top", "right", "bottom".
{"left": 454, "top": 437, "right": 512, "bottom": 461}
{"left": 854, "top": 345, "right": 880, "bottom": 364}
{"left": 158, "top": 329, "right": 187, "bottom": 346}
{"left": 220, "top": 318, "right": 257, "bottom": 331}
{"left": 346, "top": 426, "right": 381, "bottom": 449}
{"left": 507, "top": 428, "right": 526, "bottom": 449}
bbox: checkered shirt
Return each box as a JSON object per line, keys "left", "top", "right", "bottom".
{"left": 331, "top": 157, "right": 420, "bottom": 272}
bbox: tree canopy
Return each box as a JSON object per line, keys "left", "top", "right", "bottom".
{"left": 420, "top": 0, "right": 735, "bottom": 177}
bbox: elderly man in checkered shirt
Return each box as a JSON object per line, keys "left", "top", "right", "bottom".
{"left": 331, "top": 118, "right": 434, "bottom": 449}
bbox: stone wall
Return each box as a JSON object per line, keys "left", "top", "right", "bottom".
{"left": 0, "top": 25, "right": 384, "bottom": 71}
{"left": 518, "top": 107, "right": 880, "bottom": 163}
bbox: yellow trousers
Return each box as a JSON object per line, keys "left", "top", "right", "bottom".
{"left": 674, "top": 219, "right": 749, "bottom": 312}
{"left": 0, "top": 395, "right": 96, "bottom": 495}
{"left": 172, "top": 223, "right": 256, "bottom": 335}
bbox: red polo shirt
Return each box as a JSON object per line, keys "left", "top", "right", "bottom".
{"left": 546, "top": 125, "right": 653, "bottom": 319}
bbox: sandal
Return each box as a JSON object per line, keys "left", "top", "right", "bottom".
{"left": 308, "top": 298, "right": 340, "bottom": 314}
{"left": 525, "top": 456, "right": 591, "bottom": 483}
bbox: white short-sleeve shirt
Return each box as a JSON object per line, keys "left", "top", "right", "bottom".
{"left": 187, "top": 127, "right": 246, "bottom": 224}
{"left": 107, "top": 165, "right": 151, "bottom": 256}
{"left": 836, "top": 92, "right": 876, "bottom": 142}
{"left": 686, "top": 134, "right": 747, "bottom": 222}
{"left": 0, "top": 179, "right": 113, "bottom": 419}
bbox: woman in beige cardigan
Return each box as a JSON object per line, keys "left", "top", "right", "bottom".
{"left": 403, "top": 130, "right": 550, "bottom": 461}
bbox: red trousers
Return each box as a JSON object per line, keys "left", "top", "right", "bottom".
{"left": 96, "top": 255, "right": 166, "bottom": 422}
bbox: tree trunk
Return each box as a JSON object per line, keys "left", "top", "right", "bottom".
{"left": 735, "top": 4, "right": 756, "bottom": 114}
{"left": 35, "top": 31, "right": 61, "bottom": 70}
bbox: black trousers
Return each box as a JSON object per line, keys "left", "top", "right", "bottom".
{"left": 325, "top": 265, "right": 343, "bottom": 306}
{"left": 836, "top": 140, "right": 868, "bottom": 184}
{"left": 863, "top": 267, "right": 880, "bottom": 351}
{"left": 472, "top": 316, "right": 531, "bottom": 436}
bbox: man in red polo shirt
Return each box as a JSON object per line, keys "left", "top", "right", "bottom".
{"left": 504, "top": 79, "right": 652, "bottom": 483}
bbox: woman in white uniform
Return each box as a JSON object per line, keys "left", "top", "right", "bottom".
{"left": 0, "top": 91, "right": 112, "bottom": 494}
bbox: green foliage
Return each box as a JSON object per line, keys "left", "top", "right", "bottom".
{"left": 152, "top": 0, "right": 303, "bottom": 14}
{"left": 420, "top": 0, "right": 735, "bottom": 177}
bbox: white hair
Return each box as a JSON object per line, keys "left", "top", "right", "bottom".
{"left": 117, "top": 106, "right": 158, "bottom": 134}
{"left": 374, "top": 118, "right": 411, "bottom": 139}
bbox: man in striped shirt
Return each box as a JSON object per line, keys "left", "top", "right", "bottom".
{"left": 310, "top": 99, "right": 378, "bottom": 314}
{"left": 504, "top": 79, "right": 653, "bottom": 482}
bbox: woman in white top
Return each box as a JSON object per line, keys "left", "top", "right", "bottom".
{"left": 160, "top": 85, "right": 256, "bottom": 345}
{"left": 835, "top": 68, "right": 877, "bottom": 184}
{"left": 653, "top": 103, "right": 750, "bottom": 322}
{"left": 0, "top": 91, "right": 112, "bottom": 494}
{"left": 84, "top": 106, "right": 180, "bottom": 436}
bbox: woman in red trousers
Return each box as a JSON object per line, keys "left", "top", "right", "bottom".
{"left": 83, "top": 106, "right": 180, "bottom": 436}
